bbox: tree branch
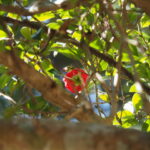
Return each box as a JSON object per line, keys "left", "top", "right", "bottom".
{"left": 1, "top": 15, "right": 149, "bottom": 95}
{"left": 67, "top": 38, "right": 150, "bottom": 95}
{"left": 0, "top": 16, "right": 48, "bottom": 32}
{"left": 0, "top": 0, "right": 90, "bottom": 16}
{"left": 0, "top": 51, "right": 101, "bottom": 123}
{"left": 130, "top": 0, "right": 150, "bottom": 16}
{"left": 89, "top": 47, "right": 150, "bottom": 95}
{"left": 0, "top": 119, "right": 150, "bottom": 150}
{"left": 0, "top": 3, "right": 62, "bottom": 16}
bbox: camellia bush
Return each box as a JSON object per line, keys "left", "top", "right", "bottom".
{"left": 0, "top": 0, "right": 150, "bottom": 145}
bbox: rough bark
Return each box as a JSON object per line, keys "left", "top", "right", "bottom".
{"left": 0, "top": 119, "right": 150, "bottom": 150}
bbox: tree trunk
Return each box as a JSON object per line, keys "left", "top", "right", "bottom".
{"left": 0, "top": 119, "right": 150, "bottom": 150}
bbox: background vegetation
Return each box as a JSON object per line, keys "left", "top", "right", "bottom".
{"left": 0, "top": 0, "right": 150, "bottom": 133}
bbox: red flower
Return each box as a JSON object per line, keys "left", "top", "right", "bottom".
{"left": 63, "top": 68, "right": 89, "bottom": 93}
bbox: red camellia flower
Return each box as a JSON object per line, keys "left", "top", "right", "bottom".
{"left": 63, "top": 68, "right": 89, "bottom": 93}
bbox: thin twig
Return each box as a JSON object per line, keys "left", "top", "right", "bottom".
{"left": 93, "top": 79, "right": 102, "bottom": 117}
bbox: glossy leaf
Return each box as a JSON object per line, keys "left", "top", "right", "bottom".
{"left": 0, "top": 30, "right": 8, "bottom": 38}
{"left": 132, "top": 93, "right": 143, "bottom": 112}
{"left": 99, "top": 93, "right": 109, "bottom": 102}
{"left": 113, "top": 110, "right": 137, "bottom": 128}
{"left": 34, "top": 11, "right": 55, "bottom": 21}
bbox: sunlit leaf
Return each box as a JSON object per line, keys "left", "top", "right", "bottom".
{"left": 99, "top": 93, "right": 109, "bottom": 102}
{"left": 113, "top": 110, "right": 137, "bottom": 128}
{"left": 47, "top": 22, "right": 62, "bottom": 30}
{"left": 129, "top": 84, "right": 138, "bottom": 92}
{"left": 58, "top": 9, "right": 73, "bottom": 19}
{"left": 0, "top": 30, "right": 8, "bottom": 38}
{"left": 140, "top": 15, "right": 150, "bottom": 28}
{"left": 72, "top": 31, "right": 82, "bottom": 41}
{"left": 100, "top": 60, "right": 108, "bottom": 71}
{"left": 7, "top": 13, "right": 20, "bottom": 19}
{"left": 122, "top": 53, "right": 130, "bottom": 62}
{"left": 89, "top": 38, "right": 103, "bottom": 50}
{"left": 34, "top": 11, "right": 55, "bottom": 21}
{"left": 132, "top": 93, "right": 143, "bottom": 112}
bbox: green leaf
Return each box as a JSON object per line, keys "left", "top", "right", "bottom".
{"left": 100, "top": 60, "right": 108, "bottom": 71}
{"left": 0, "top": 74, "right": 11, "bottom": 89}
{"left": 140, "top": 15, "right": 150, "bottom": 28}
{"left": 129, "top": 82, "right": 145, "bottom": 93}
{"left": 72, "top": 31, "right": 82, "bottom": 41}
{"left": 89, "top": 38, "right": 104, "bottom": 50}
{"left": 128, "top": 11, "right": 140, "bottom": 25}
{"left": 136, "top": 63, "right": 150, "bottom": 80}
{"left": 34, "top": 11, "right": 55, "bottom": 21}
{"left": 47, "top": 22, "right": 62, "bottom": 30}
{"left": 51, "top": 43, "right": 82, "bottom": 60}
{"left": 99, "top": 93, "right": 109, "bottom": 102}
{"left": 113, "top": 110, "right": 137, "bottom": 128}
{"left": 122, "top": 53, "right": 130, "bottom": 62}
{"left": 22, "top": 0, "right": 28, "bottom": 6}
{"left": 20, "top": 27, "right": 36, "bottom": 40}
{"left": 0, "top": 65, "right": 7, "bottom": 74}
{"left": 132, "top": 93, "right": 143, "bottom": 112}
{"left": 142, "top": 118, "right": 150, "bottom": 132}
{"left": 7, "top": 13, "right": 20, "bottom": 19}
{"left": 129, "top": 82, "right": 142, "bottom": 92}
{"left": 1, "top": 0, "right": 13, "bottom": 5}
{"left": 87, "top": 13, "right": 94, "bottom": 25}
{"left": 41, "top": 60, "right": 52, "bottom": 71}
{"left": 0, "top": 30, "right": 8, "bottom": 38}
{"left": 58, "top": 9, "right": 72, "bottom": 19}
{"left": 129, "top": 83, "right": 138, "bottom": 92}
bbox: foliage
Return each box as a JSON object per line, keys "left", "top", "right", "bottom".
{"left": 0, "top": 0, "right": 149, "bottom": 131}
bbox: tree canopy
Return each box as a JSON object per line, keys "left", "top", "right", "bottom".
{"left": 0, "top": 0, "right": 150, "bottom": 134}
